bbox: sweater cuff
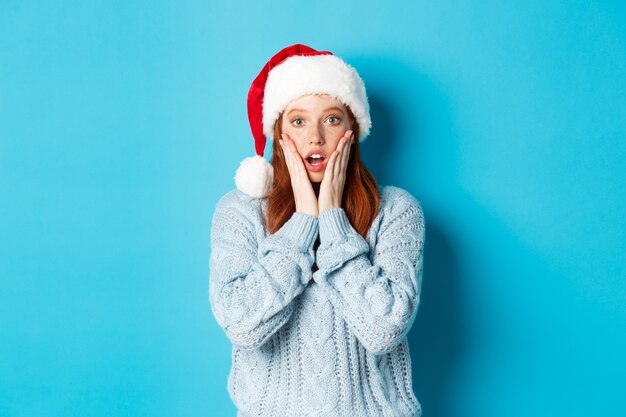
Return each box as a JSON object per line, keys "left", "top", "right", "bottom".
{"left": 277, "top": 212, "right": 319, "bottom": 250}
{"left": 319, "top": 208, "right": 354, "bottom": 242}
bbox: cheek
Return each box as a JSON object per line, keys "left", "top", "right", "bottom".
{"left": 282, "top": 127, "right": 308, "bottom": 155}
{"left": 283, "top": 123, "right": 301, "bottom": 139}
{"left": 325, "top": 130, "right": 346, "bottom": 149}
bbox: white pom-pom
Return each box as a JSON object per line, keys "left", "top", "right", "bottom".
{"left": 234, "top": 155, "right": 274, "bottom": 198}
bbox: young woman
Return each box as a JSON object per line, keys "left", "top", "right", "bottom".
{"left": 209, "top": 44, "right": 425, "bottom": 417}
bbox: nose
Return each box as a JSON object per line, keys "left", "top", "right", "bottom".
{"left": 309, "top": 124, "right": 324, "bottom": 145}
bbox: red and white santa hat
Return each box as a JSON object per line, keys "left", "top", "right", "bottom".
{"left": 234, "top": 44, "right": 371, "bottom": 198}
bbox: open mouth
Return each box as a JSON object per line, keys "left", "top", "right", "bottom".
{"left": 304, "top": 151, "right": 327, "bottom": 172}
{"left": 307, "top": 154, "right": 325, "bottom": 166}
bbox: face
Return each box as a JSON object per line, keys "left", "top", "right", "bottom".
{"left": 280, "top": 94, "right": 352, "bottom": 182}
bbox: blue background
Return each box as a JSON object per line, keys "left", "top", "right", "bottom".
{"left": 1, "top": 1, "right": 625, "bottom": 416}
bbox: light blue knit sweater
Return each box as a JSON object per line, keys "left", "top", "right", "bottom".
{"left": 209, "top": 185, "right": 425, "bottom": 417}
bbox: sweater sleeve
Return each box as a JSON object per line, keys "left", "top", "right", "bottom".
{"left": 209, "top": 191, "right": 319, "bottom": 349}
{"left": 313, "top": 190, "right": 425, "bottom": 354}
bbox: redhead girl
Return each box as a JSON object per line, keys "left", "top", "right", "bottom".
{"left": 209, "top": 44, "right": 425, "bottom": 417}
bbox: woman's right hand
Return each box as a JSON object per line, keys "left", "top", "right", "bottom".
{"left": 279, "top": 133, "right": 319, "bottom": 217}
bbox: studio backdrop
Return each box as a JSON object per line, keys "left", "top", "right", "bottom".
{"left": 1, "top": 1, "right": 625, "bottom": 416}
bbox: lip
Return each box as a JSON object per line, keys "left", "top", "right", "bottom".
{"left": 303, "top": 149, "right": 328, "bottom": 172}
{"left": 304, "top": 149, "right": 327, "bottom": 159}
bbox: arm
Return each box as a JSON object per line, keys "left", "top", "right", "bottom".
{"left": 313, "top": 191, "right": 425, "bottom": 354}
{"left": 209, "top": 191, "right": 318, "bottom": 349}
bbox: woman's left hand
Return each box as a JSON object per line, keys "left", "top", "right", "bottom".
{"left": 318, "top": 130, "right": 354, "bottom": 214}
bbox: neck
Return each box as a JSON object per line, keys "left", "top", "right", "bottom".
{"left": 312, "top": 182, "right": 320, "bottom": 197}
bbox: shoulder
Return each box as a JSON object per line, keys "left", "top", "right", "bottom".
{"left": 215, "top": 189, "right": 266, "bottom": 211}
{"left": 212, "top": 189, "right": 265, "bottom": 226}
{"left": 215, "top": 188, "right": 263, "bottom": 210}
{"left": 374, "top": 185, "right": 425, "bottom": 247}
{"left": 378, "top": 185, "right": 424, "bottom": 221}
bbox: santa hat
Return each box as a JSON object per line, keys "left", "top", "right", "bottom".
{"left": 234, "top": 44, "right": 371, "bottom": 198}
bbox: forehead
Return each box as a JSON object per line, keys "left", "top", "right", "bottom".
{"left": 284, "top": 94, "right": 348, "bottom": 113}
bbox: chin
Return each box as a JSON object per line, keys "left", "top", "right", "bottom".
{"left": 308, "top": 173, "right": 324, "bottom": 182}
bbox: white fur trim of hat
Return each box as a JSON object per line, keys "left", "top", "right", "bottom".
{"left": 263, "top": 54, "right": 371, "bottom": 141}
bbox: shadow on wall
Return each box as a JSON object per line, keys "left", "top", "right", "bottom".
{"left": 354, "top": 55, "right": 468, "bottom": 417}
{"left": 409, "top": 225, "right": 465, "bottom": 417}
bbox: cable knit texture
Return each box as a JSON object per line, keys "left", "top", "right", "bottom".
{"left": 209, "top": 185, "right": 425, "bottom": 417}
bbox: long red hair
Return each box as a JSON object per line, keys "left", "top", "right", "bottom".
{"left": 265, "top": 108, "right": 379, "bottom": 238}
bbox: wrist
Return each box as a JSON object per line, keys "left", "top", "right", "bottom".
{"left": 318, "top": 199, "right": 341, "bottom": 214}
{"left": 318, "top": 205, "right": 339, "bottom": 214}
{"left": 296, "top": 204, "right": 319, "bottom": 217}
{"left": 318, "top": 207, "right": 353, "bottom": 241}
{"left": 296, "top": 209, "right": 318, "bottom": 217}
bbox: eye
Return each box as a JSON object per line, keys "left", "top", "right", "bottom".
{"left": 291, "top": 118, "right": 305, "bottom": 127}
{"left": 327, "top": 116, "right": 341, "bottom": 125}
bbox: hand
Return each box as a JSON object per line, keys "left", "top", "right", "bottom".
{"left": 318, "top": 130, "right": 353, "bottom": 214}
{"left": 279, "top": 133, "right": 319, "bottom": 217}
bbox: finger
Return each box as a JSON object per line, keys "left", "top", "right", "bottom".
{"left": 279, "top": 135, "right": 293, "bottom": 166}
{"left": 338, "top": 130, "right": 352, "bottom": 156}
{"left": 332, "top": 137, "right": 344, "bottom": 178}
{"left": 323, "top": 150, "right": 339, "bottom": 185}
{"left": 343, "top": 131, "right": 354, "bottom": 161}
{"left": 342, "top": 130, "right": 353, "bottom": 149}
{"left": 335, "top": 135, "right": 351, "bottom": 178}
{"left": 342, "top": 134, "right": 352, "bottom": 168}
{"left": 282, "top": 134, "right": 298, "bottom": 160}
{"left": 281, "top": 134, "right": 299, "bottom": 167}
{"left": 280, "top": 133, "right": 293, "bottom": 157}
{"left": 281, "top": 134, "right": 310, "bottom": 184}
{"left": 280, "top": 135, "right": 300, "bottom": 178}
{"left": 335, "top": 131, "right": 350, "bottom": 152}
{"left": 285, "top": 136, "right": 307, "bottom": 175}
{"left": 323, "top": 150, "right": 335, "bottom": 180}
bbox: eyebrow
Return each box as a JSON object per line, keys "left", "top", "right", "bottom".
{"left": 286, "top": 107, "right": 345, "bottom": 116}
